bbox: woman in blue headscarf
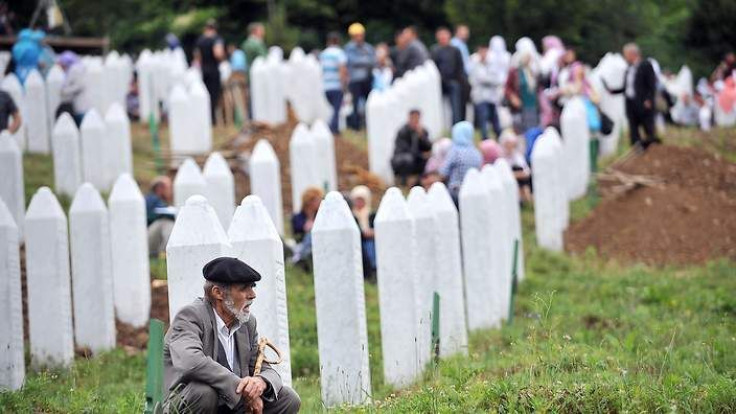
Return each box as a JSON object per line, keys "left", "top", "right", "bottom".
{"left": 12, "top": 28, "right": 44, "bottom": 84}
{"left": 439, "top": 121, "right": 482, "bottom": 204}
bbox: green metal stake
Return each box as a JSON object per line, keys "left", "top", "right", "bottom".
{"left": 508, "top": 239, "right": 519, "bottom": 324}
{"left": 148, "top": 74, "right": 163, "bottom": 175}
{"left": 588, "top": 137, "right": 600, "bottom": 208}
{"left": 144, "top": 319, "right": 165, "bottom": 414}
{"left": 431, "top": 292, "right": 440, "bottom": 365}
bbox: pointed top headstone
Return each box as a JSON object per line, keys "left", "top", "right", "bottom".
{"left": 312, "top": 191, "right": 357, "bottom": 233}
{"left": 109, "top": 173, "right": 142, "bottom": 202}
{"left": 203, "top": 152, "right": 231, "bottom": 177}
{"left": 1, "top": 73, "right": 21, "bottom": 92}
{"left": 70, "top": 183, "right": 106, "bottom": 213}
{"left": 251, "top": 139, "right": 278, "bottom": 162}
{"left": 167, "top": 195, "right": 229, "bottom": 248}
{"left": 459, "top": 168, "right": 485, "bottom": 197}
{"left": 175, "top": 158, "right": 206, "bottom": 185}
{"left": 47, "top": 64, "right": 65, "bottom": 82}
{"left": 291, "top": 123, "right": 311, "bottom": 143}
{"left": 105, "top": 102, "right": 127, "bottom": 121}
{"left": 427, "top": 182, "right": 456, "bottom": 212}
{"left": 0, "top": 197, "right": 17, "bottom": 230}
{"left": 375, "top": 187, "right": 411, "bottom": 223}
{"left": 80, "top": 108, "right": 104, "bottom": 130}
{"left": 26, "top": 187, "right": 64, "bottom": 219}
{"left": 494, "top": 158, "right": 516, "bottom": 185}
{"left": 53, "top": 112, "right": 78, "bottom": 135}
{"left": 169, "top": 84, "right": 188, "bottom": 101}
{"left": 228, "top": 195, "right": 280, "bottom": 242}
{"left": 0, "top": 130, "right": 19, "bottom": 153}
{"left": 406, "top": 186, "right": 433, "bottom": 219}
{"left": 26, "top": 68, "right": 44, "bottom": 86}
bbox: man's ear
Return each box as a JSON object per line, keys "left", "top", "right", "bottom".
{"left": 211, "top": 284, "right": 225, "bottom": 301}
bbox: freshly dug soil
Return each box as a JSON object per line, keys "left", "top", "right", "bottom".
{"left": 566, "top": 145, "right": 736, "bottom": 265}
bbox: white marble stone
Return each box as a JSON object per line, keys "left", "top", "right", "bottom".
{"left": 310, "top": 119, "right": 338, "bottom": 191}
{"left": 203, "top": 152, "right": 235, "bottom": 230}
{"left": 166, "top": 195, "right": 231, "bottom": 320}
{"left": 548, "top": 128, "right": 570, "bottom": 231}
{"left": 0, "top": 199, "right": 24, "bottom": 390}
{"left": 24, "top": 187, "right": 74, "bottom": 367}
{"left": 109, "top": 174, "right": 151, "bottom": 328}
{"left": 188, "top": 80, "right": 213, "bottom": 154}
{"left": 80, "top": 109, "right": 111, "bottom": 191}
{"left": 531, "top": 128, "right": 565, "bottom": 251}
{"left": 104, "top": 103, "right": 133, "bottom": 184}
{"left": 46, "top": 65, "right": 65, "bottom": 134}
{"left": 173, "top": 158, "right": 207, "bottom": 207}
{"left": 426, "top": 182, "right": 468, "bottom": 357}
{"left": 374, "top": 187, "right": 421, "bottom": 386}
{"left": 228, "top": 195, "right": 292, "bottom": 386}
{"left": 1, "top": 73, "right": 25, "bottom": 150}
{"left": 250, "top": 140, "right": 284, "bottom": 235}
{"left": 0, "top": 133, "right": 24, "bottom": 242}
{"left": 560, "top": 97, "right": 590, "bottom": 200}
{"left": 366, "top": 90, "right": 401, "bottom": 185}
{"left": 136, "top": 50, "right": 159, "bottom": 124}
{"left": 51, "top": 113, "right": 83, "bottom": 197}
{"left": 289, "top": 123, "right": 320, "bottom": 213}
{"left": 25, "top": 69, "right": 50, "bottom": 154}
{"left": 405, "top": 186, "right": 435, "bottom": 369}
{"left": 592, "top": 53, "right": 627, "bottom": 156}
{"left": 311, "top": 191, "right": 371, "bottom": 407}
{"left": 480, "top": 165, "right": 512, "bottom": 325}
{"left": 495, "top": 159, "right": 526, "bottom": 282}
{"left": 69, "top": 183, "right": 116, "bottom": 354}
{"left": 250, "top": 57, "right": 269, "bottom": 123}
{"left": 84, "top": 57, "right": 108, "bottom": 115}
{"left": 167, "top": 84, "right": 194, "bottom": 155}
{"left": 459, "top": 168, "right": 497, "bottom": 330}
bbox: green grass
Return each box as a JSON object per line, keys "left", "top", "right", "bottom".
{"left": 3, "top": 125, "right": 735, "bottom": 412}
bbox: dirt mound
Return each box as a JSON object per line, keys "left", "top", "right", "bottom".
{"left": 566, "top": 145, "right": 736, "bottom": 265}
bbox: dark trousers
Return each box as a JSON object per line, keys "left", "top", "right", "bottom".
{"left": 444, "top": 80, "right": 465, "bottom": 125}
{"left": 391, "top": 153, "right": 426, "bottom": 185}
{"left": 325, "top": 89, "right": 343, "bottom": 134}
{"left": 164, "top": 382, "right": 301, "bottom": 414}
{"left": 348, "top": 79, "right": 372, "bottom": 130}
{"left": 202, "top": 71, "right": 222, "bottom": 123}
{"left": 626, "top": 99, "right": 657, "bottom": 147}
{"left": 474, "top": 102, "right": 502, "bottom": 140}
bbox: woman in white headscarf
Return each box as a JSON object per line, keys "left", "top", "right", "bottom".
{"left": 487, "top": 36, "right": 511, "bottom": 99}
{"left": 506, "top": 47, "right": 541, "bottom": 133}
{"left": 350, "top": 185, "right": 376, "bottom": 278}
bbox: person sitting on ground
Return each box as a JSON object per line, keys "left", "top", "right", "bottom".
{"left": 479, "top": 139, "right": 501, "bottom": 165}
{"left": 350, "top": 185, "right": 376, "bottom": 279}
{"left": 290, "top": 187, "right": 323, "bottom": 266}
{"left": 499, "top": 129, "right": 532, "bottom": 204}
{"left": 421, "top": 137, "right": 452, "bottom": 189}
{"left": 0, "top": 86, "right": 21, "bottom": 134}
{"left": 163, "top": 257, "right": 301, "bottom": 414}
{"left": 439, "top": 121, "right": 482, "bottom": 204}
{"left": 391, "top": 109, "right": 433, "bottom": 186}
{"left": 145, "top": 176, "right": 176, "bottom": 258}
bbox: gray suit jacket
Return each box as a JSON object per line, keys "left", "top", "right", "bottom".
{"left": 163, "top": 298, "right": 283, "bottom": 409}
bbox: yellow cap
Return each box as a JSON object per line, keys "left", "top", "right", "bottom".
{"left": 348, "top": 23, "right": 365, "bottom": 36}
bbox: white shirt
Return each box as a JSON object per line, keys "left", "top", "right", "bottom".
{"left": 213, "top": 307, "right": 242, "bottom": 373}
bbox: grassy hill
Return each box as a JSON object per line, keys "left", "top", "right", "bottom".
{"left": 1, "top": 124, "right": 734, "bottom": 412}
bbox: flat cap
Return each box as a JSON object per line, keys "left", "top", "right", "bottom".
{"left": 202, "top": 257, "right": 261, "bottom": 284}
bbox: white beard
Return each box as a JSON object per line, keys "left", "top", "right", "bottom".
{"left": 224, "top": 297, "right": 252, "bottom": 324}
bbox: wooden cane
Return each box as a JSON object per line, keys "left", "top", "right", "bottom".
{"left": 253, "top": 337, "right": 283, "bottom": 376}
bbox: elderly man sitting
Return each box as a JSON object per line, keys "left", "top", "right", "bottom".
{"left": 163, "top": 257, "right": 301, "bottom": 413}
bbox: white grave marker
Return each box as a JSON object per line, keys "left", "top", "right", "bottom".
{"left": 166, "top": 195, "right": 231, "bottom": 320}
{"left": 25, "top": 69, "right": 50, "bottom": 154}
{"left": 405, "top": 186, "right": 435, "bottom": 369}
{"left": 1, "top": 73, "right": 25, "bottom": 150}
{"left": 46, "top": 65, "right": 65, "bottom": 134}
{"left": 173, "top": 158, "right": 207, "bottom": 207}
{"left": 250, "top": 140, "right": 284, "bottom": 235}
{"left": 426, "top": 182, "right": 468, "bottom": 357}
{"left": 310, "top": 119, "right": 338, "bottom": 191}
{"left": 25, "top": 187, "right": 74, "bottom": 367}
{"left": 168, "top": 84, "right": 195, "bottom": 155}
{"left": 228, "top": 195, "right": 292, "bottom": 386}
{"left": 52, "top": 113, "right": 83, "bottom": 197}
{"left": 289, "top": 123, "right": 320, "bottom": 213}
{"left": 0, "top": 132, "right": 24, "bottom": 242}
{"left": 105, "top": 103, "right": 133, "bottom": 182}
{"left": 188, "top": 80, "right": 213, "bottom": 154}
{"left": 203, "top": 152, "right": 235, "bottom": 230}
{"left": 560, "top": 97, "right": 590, "bottom": 200}
{"left": 495, "top": 159, "right": 526, "bottom": 281}
{"left": 531, "top": 128, "right": 566, "bottom": 251}
{"left": 374, "top": 187, "right": 421, "bottom": 387}
{"left": 109, "top": 174, "right": 151, "bottom": 328}
{"left": 459, "top": 168, "right": 497, "bottom": 330}
{"left": 80, "top": 109, "right": 110, "bottom": 191}
{"left": 69, "top": 183, "right": 116, "bottom": 354}
{"left": 0, "top": 200, "right": 24, "bottom": 390}
{"left": 311, "top": 192, "right": 371, "bottom": 407}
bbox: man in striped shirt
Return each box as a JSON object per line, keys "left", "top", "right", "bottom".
{"left": 320, "top": 32, "right": 348, "bottom": 134}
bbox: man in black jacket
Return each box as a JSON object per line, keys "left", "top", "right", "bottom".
{"left": 604, "top": 43, "right": 661, "bottom": 149}
{"left": 432, "top": 27, "right": 468, "bottom": 125}
{"left": 391, "top": 109, "right": 432, "bottom": 186}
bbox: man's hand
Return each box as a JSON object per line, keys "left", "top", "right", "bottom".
{"left": 644, "top": 99, "right": 652, "bottom": 110}
{"left": 236, "top": 376, "right": 267, "bottom": 402}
